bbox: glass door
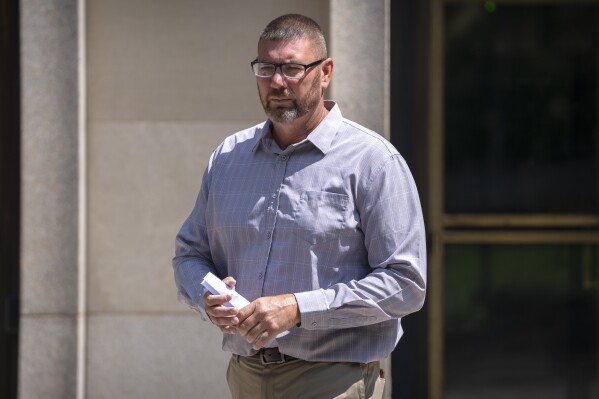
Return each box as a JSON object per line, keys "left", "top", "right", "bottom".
{"left": 428, "top": 1, "right": 599, "bottom": 398}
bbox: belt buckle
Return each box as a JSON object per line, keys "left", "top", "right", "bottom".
{"left": 260, "top": 348, "right": 286, "bottom": 365}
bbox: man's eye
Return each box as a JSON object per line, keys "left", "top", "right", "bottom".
{"left": 258, "top": 65, "right": 275, "bottom": 75}
{"left": 283, "top": 65, "right": 304, "bottom": 76}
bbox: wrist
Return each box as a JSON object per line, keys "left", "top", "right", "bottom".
{"left": 291, "top": 294, "right": 301, "bottom": 326}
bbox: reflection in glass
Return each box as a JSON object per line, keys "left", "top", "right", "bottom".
{"left": 444, "top": 244, "right": 598, "bottom": 399}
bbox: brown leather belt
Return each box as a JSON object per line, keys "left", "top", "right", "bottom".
{"left": 244, "top": 347, "right": 298, "bottom": 365}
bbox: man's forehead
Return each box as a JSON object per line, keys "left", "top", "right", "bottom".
{"left": 257, "top": 38, "right": 314, "bottom": 58}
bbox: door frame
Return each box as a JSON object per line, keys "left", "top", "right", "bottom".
{"left": 0, "top": 1, "right": 21, "bottom": 398}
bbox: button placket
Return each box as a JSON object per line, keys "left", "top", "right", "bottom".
{"left": 258, "top": 152, "right": 290, "bottom": 296}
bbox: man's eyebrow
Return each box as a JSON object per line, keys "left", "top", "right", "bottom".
{"left": 254, "top": 58, "right": 303, "bottom": 64}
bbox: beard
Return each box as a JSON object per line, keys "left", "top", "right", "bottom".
{"left": 260, "top": 70, "right": 322, "bottom": 124}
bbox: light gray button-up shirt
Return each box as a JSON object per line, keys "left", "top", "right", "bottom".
{"left": 173, "top": 101, "right": 426, "bottom": 363}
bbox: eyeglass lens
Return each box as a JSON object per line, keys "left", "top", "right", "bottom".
{"left": 253, "top": 63, "right": 305, "bottom": 78}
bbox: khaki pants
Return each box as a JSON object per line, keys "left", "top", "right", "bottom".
{"left": 227, "top": 354, "right": 385, "bottom": 399}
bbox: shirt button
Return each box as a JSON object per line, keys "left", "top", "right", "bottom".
{"left": 312, "top": 322, "right": 318, "bottom": 327}
{"left": 258, "top": 273, "right": 263, "bottom": 279}
{"left": 266, "top": 232, "right": 272, "bottom": 239}
{"left": 281, "top": 155, "right": 288, "bottom": 161}
{"left": 271, "top": 193, "right": 277, "bottom": 199}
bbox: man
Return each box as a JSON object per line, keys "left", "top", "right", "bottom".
{"left": 173, "top": 14, "right": 426, "bottom": 399}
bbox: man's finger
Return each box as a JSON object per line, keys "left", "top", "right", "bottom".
{"left": 206, "top": 305, "right": 238, "bottom": 318}
{"left": 220, "top": 325, "right": 238, "bottom": 335}
{"left": 224, "top": 326, "right": 238, "bottom": 334}
{"left": 204, "top": 293, "right": 231, "bottom": 306}
{"left": 222, "top": 276, "right": 236, "bottom": 288}
{"left": 210, "top": 315, "right": 239, "bottom": 326}
{"left": 251, "top": 330, "right": 271, "bottom": 350}
{"left": 237, "top": 310, "right": 262, "bottom": 339}
{"left": 236, "top": 302, "right": 256, "bottom": 324}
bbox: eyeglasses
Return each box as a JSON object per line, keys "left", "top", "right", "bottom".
{"left": 250, "top": 59, "right": 325, "bottom": 79}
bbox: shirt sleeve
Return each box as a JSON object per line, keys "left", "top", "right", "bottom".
{"left": 294, "top": 154, "right": 427, "bottom": 330}
{"left": 172, "top": 159, "right": 217, "bottom": 321}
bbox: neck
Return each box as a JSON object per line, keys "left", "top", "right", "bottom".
{"left": 271, "top": 102, "right": 329, "bottom": 150}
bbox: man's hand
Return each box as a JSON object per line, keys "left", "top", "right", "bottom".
{"left": 236, "top": 294, "right": 301, "bottom": 350}
{"left": 203, "top": 276, "right": 239, "bottom": 334}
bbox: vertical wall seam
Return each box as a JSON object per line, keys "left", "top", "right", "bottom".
{"left": 383, "top": 7, "right": 393, "bottom": 397}
{"left": 76, "top": 0, "right": 87, "bottom": 397}
{"left": 384, "top": 0, "right": 391, "bottom": 140}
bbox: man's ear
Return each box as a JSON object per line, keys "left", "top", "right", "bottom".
{"left": 320, "top": 58, "right": 334, "bottom": 89}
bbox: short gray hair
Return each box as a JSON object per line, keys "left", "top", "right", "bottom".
{"left": 259, "top": 14, "right": 327, "bottom": 58}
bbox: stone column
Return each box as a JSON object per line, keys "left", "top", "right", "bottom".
{"left": 330, "top": 0, "right": 390, "bottom": 138}
{"left": 20, "top": 0, "right": 83, "bottom": 398}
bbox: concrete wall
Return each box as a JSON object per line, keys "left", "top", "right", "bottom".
{"left": 20, "top": 1, "right": 388, "bottom": 398}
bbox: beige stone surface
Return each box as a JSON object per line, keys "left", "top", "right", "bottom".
{"left": 19, "top": 315, "right": 78, "bottom": 399}
{"left": 86, "top": 313, "right": 229, "bottom": 399}
{"left": 330, "top": 0, "right": 387, "bottom": 136}
{"left": 87, "top": 121, "right": 258, "bottom": 312}
{"left": 20, "top": 0, "right": 80, "bottom": 316}
{"left": 87, "top": 0, "right": 329, "bottom": 123}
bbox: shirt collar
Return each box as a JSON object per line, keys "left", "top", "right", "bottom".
{"left": 251, "top": 101, "right": 343, "bottom": 155}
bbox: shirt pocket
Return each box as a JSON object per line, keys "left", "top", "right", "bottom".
{"left": 292, "top": 190, "right": 350, "bottom": 244}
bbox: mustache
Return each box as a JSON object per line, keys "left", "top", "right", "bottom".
{"left": 267, "top": 89, "right": 295, "bottom": 99}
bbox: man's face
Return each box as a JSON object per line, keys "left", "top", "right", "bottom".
{"left": 256, "top": 38, "right": 325, "bottom": 124}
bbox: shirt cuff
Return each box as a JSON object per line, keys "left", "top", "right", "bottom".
{"left": 177, "top": 286, "right": 210, "bottom": 322}
{"left": 294, "top": 289, "right": 331, "bottom": 330}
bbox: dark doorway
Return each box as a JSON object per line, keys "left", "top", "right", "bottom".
{"left": 390, "top": 1, "right": 599, "bottom": 398}
{"left": 389, "top": 1, "right": 431, "bottom": 398}
{"left": 441, "top": 4, "right": 599, "bottom": 398}
{"left": 0, "top": 0, "right": 20, "bottom": 398}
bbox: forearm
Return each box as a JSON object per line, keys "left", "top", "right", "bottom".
{"left": 172, "top": 221, "right": 217, "bottom": 316}
{"left": 173, "top": 258, "right": 213, "bottom": 310}
{"left": 173, "top": 173, "right": 215, "bottom": 314}
{"left": 295, "top": 263, "right": 426, "bottom": 330}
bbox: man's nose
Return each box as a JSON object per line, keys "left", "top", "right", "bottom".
{"left": 270, "top": 67, "right": 287, "bottom": 87}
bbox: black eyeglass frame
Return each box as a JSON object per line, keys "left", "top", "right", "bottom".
{"left": 250, "top": 59, "right": 326, "bottom": 79}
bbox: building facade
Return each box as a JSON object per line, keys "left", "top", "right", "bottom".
{"left": 1, "top": 0, "right": 598, "bottom": 398}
